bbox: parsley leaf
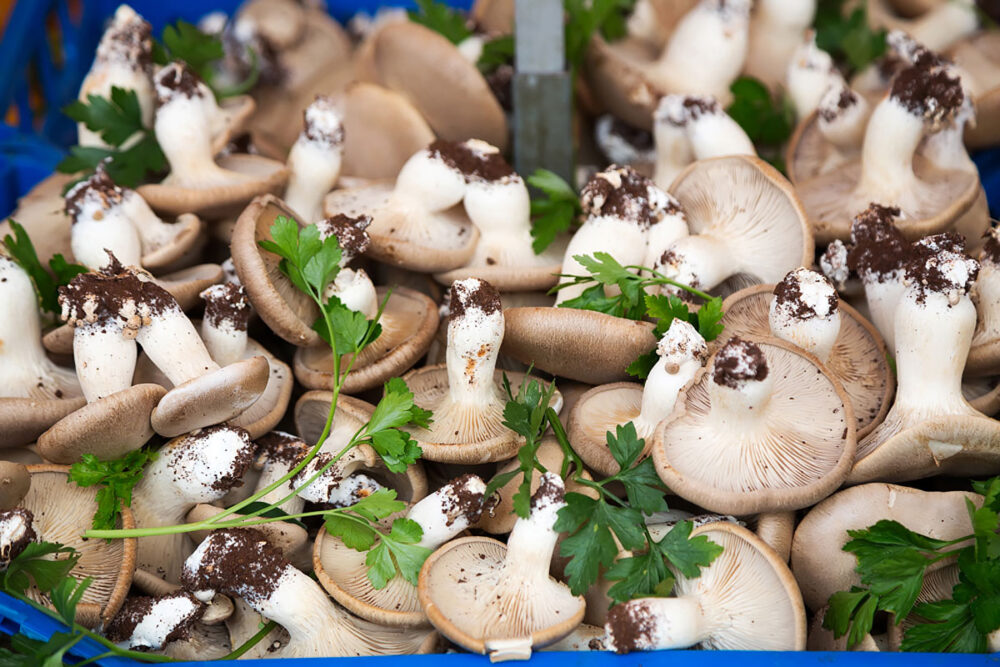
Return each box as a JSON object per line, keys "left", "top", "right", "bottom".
{"left": 408, "top": 0, "right": 472, "bottom": 45}
{"left": 564, "top": 0, "right": 637, "bottom": 72}
{"left": 726, "top": 76, "right": 795, "bottom": 171}
{"left": 158, "top": 21, "right": 225, "bottom": 82}
{"left": 2, "top": 221, "right": 86, "bottom": 316}
{"left": 478, "top": 35, "right": 515, "bottom": 75}
{"left": 814, "top": 0, "right": 887, "bottom": 74}
{"left": 68, "top": 447, "right": 158, "bottom": 531}
{"left": 360, "top": 378, "right": 429, "bottom": 473}
{"left": 527, "top": 169, "right": 581, "bottom": 254}
{"left": 1, "top": 542, "right": 81, "bottom": 597}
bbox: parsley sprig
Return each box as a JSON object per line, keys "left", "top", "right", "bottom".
{"left": 527, "top": 169, "right": 581, "bottom": 254}
{"left": 814, "top": 0, "right": 887, "bottom": 74}
{"left": 2, "top": 221, "right": 86, "bottom": 317}
{"left": 726, "top": 77, "right": 795, "bottom": 173}
{"left": 553, "top": 252, "right": 724, "bottom": 378}
{"left": 153, "top": 20, "right": 260, "bottom": 99}
{"left": 68, "top": 447, "right": 158, "bottom": 532}
{"left": 824, "top": 477, "right": 1000, "bottom": 652}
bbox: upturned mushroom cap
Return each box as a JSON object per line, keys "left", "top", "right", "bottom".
{"left": 501, "top": 308, "right": 658, "bottom": 384}
{"left": 1, "top": 174, "right": 75, "bottom": 266}
{"left": 605, "top": 522, "right": 806, "bottom": 652}
{"left": 294, "top": 286, "right": 438, "bottom": 393}
{"left": 372, "top": 22, "right": 507, "bottom": 150}
{"left": 790, "top": 483, "right": 977, "bottom": 611}
{"left": 21, "top": 465, "right": 137, "bottom": 627}
{"left": 719, "top": 282, "right": 894, "bottom": 438}
{"left": 652, "top": 336, "right": 857, "bottom": 514}
{"left": 37, "top": 384, "right": 167, "bottom": 464}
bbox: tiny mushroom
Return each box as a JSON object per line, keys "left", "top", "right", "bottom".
{"left": 314, "top": 474, "right": 488, "bottom": 627}
{"left": 283, "top": 95, "right": 345, "bottom": 223}
{"left": 182, "top": 529, "right": 438, "bottom": 658}
{"left": 568, "top": 319, "right": 709, "bottom": 477}
{"left": 652, "top": 336, "right": 857, "bottom": 514}
{"left": 418, "top": 473, "right": 586, "bottom": 660}
{"left": 605, "top": 522, "right": 806, "bottom": 652}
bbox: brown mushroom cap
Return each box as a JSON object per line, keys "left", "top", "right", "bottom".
{"left": 950, "top": 32, "right": 1000, "bottom": 149}
{"left": 719, "top": 283, "right": 894, "bottom": 439}
{"left": 373, "top": 22, "right": 508, "bottom": 150}
{"left": 501, "top": 307, "right": 657, "bottom": 384}
{"left": 790, "top": 483, "right": 977, "bottom": 611}
{"left": 583, "top": 35, "right": 664, "bottom": 131}
{"left": 140, "top": 213, "right": 204, "bottom": 273}
{"left": 1, "top": 173, "right": 75, "bottom": 265}
{"left": 567, "top": 383, "right": 644, "bottom": 477}
{"left": 21, "top": 465, "right": 136, "bottom": 627}
{"left": 418, "top": 535, "right": 586, "bottom": 654}
{"left": 966, "top": 376, "right": 1000, "bottom": 416}
{"left": 0, "top": 462, "right": 30, "bottom": 510}
{"left": 150, "top": 356, "right": 269, "bottom": 437}
{"left": 340, "top": 82, "right": 437, "bottom": 180}
{"left": 37, "top": 384, "right": 167, "bottom": 464}
{"left": 752, "top": 511, "right": 796, "bottom": 563}
{"left": 471, "top": 0, "right": 514, "bottom": 34}
{"left": 137, "top": 154, "right": 289, "bottom": 218}
{"left": 294, "top": 286, "right": 438, "bottom": 394}
{"left": 652, "top": 337, "right": 857, "bottom": 514}
{"left": 0, "top": 396, "right": 87, "bottom": 449}
{"left": 786, "top": 109, "right": 860, "bottom": 188}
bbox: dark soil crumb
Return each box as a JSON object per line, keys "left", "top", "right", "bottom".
{"left": 607, "top": 601, "right": 656, "bottom": 654}
{"left": 319, "top": 214, "right": 371, "bottom": 259}
{"left": 440, "top": 474, "right": 486, "bottom": 526}
{"left": 105, "top": 592, "right": 204, "bottom": 647}
{"left": 59, "top": 254, "right": 178, "bottom": 329}
{"left": 181, "top": 529, "right": 288, "bottom": 604}
{"left": 155, "top": 62, "right": 204, "bottom": 106}
{"left": 429, "top": 140, "right": 515, "bottom": 183}
{"left": 449, "top": 278, "right": 501, "bottom": 322}
{"left": 580, "top": 166, "right": 678, "bottom": 229}
{"left": 202, "top": 283, "right": 251, "bottom": 332}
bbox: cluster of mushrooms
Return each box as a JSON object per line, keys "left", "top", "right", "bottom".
{"left": 1, "top": 0, "right": 1000, "bottom": 659}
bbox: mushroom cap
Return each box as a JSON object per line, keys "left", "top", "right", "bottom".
{"left": 501, "top": 307, "right": 658, "bottom": 384}
{"left": 372, "top": 22, "right": 508, "bottom": 150}
{"left": 951, "top": 32, "right": 1000, "bottom": 149}
{"left": 567, "top": 383, "right": 644, "bottom": 477}
{"left": 652, "top": 337, "right": 857, "bottom": 514}
{"left": 22, "top": 464, "right": 136, "bottom": 627}
{"left": 231, "top": 194, "right": 319, "bottom": 346}
{"left": 140, "top": 213, "right": 204, "bottom": 273}
{"left": 293, "top": 286, "right": 438, "bottom": 394}
{"left": 790, "top": 482, "right": 977, "bottom": 611}
{"left": 752, "top": 511, "right": 796, "bottom": 563}
{"left": 137, "top": 154, "right": 289, "bottom": 218}
{"left": 0, "top": 396, "right": 87, "bottom": 449}
{"left": 36, "top": 384, "right": 167, "bottom": 464}
{"left": 0, "top": 462, "right": 30, "bottom": 510}
{"left": 786, "top": 108, "right": 861, "bottom": 187}
{"left": 1, "top": 173, "right": 75, "bottom": 265}
{"left": 966, "top": 376, "right": 1000, "bottom": 416}
{"left": 433, "top": 256, "right": 564, "bottom": 293}
{"left": 323, "top": 183, "right": 480, "bottom": 273}
{"left": 719, "top": 283, "right": 895, "bottom": 438}
{"left": 583, "top": 35, "right": 663, "bottom": 131}
{"left": 227, "top": 340, "right": 293, "bottom": 439}
{"left": 340, "top": 82, "right": 436, "bottom": 180}
{"left": 150, "top": 356, "right": 270, "bottom": 437}
{"left": 401, "top": 367, "right": 563, "bottom": 464}
{"left": 155, "top": 263, "right": 226, "bottom": 311}
{"left": 211, "top": 96, "right": 257, "bottom": 156}
{"left": 670, "top": 155, "right": 814, "bottom": 285}
{"left": 471, "top": 0, "right": 514, "bottom": 33}
{"left": 418, "top": 535, "right": 586, "bottom": 654}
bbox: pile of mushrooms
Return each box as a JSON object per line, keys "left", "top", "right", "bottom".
{"left": 3, "top": 0, "right": 1000, "bottom": 660}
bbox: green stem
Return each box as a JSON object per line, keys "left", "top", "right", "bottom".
{"left": 627, "top": 266, "right": 714, "bottom": 301}
{"left": 221, "top": 620, "right": 277, "bottom": 660}
{"left": 77, "top": 649, "right": 114, "bottom": 666}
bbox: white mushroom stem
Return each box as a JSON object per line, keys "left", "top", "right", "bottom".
{"left": 408, "top": 474, "right": 487, "bottom": 549}
{"left": 200, "top": 283, "right": 251, "bottom": 367}
{"left": 120, "top": 190, "right": 190, "bottom": 251}
{"left": 607, "top": 597, "right": 708, "bottom": 650}
{"left": 136, "top": 304, "right": 220, "bottom": 386}
{"left": 655, "top": 0, "right": 751, "bottom": 103}
{"left": 706, "top": 338, "right": 775, "bottom": 420}
{"left": 643, "top": 208, "right": 690, "bottom": 270}
{"left": 70, "top": 201, "right": 141, "bottom": 270}
{"left": 633, "top": 320, "right": 707, "bottom": 438}
{"left": 627, "top": 0, "right": 668, "bottom": 48}
{"left": 110, "top": 593, "right": 204, "bottom": 651}
{"left": 853, "top": 98, "right": 924, "bottom": 211}
{"left": 921, "top": 97, "right": 976, "bottom": 174}
{"left": 768, "top": 268, "right": 841, "bottom": 363}
{"left": 653, "top": 96, "right": 755, "bottom": 185}
{"left": 296, "top": 469, "right": 383, "bottom": 506}
{"left": 973, "top": 251, "right": 1000, "bottom": 348}
{"left": 392, "top": 148, "right": 467, "bottom": 214}
{"left": 655, "top": 234, "right": 735, "bottom": 292}
{"left": 652, "top": 118, "right": 695, "bottom": 190}
{"left": 465, "top": 176, "right": 560, "bottom": 268}
{"left": 863, "top": 278, "right": 907, "bottom": 353}
{"left": 323, "top": 268, "right": 379, "bottom": 319}
{"left": 253, "top": 433, "right": 308, "bottom": 515}
{"left": 505, "top": 473, "right": 566, "bottom": 576}
{"left": 817, "top": 85, "right": 871, "bottom": 151}
{"left": 892, "top": 0, "right": 979, "bottom": 52}
{"left": 200, "top": 318, "right": 246, "bottom": 368}
{"left": 786, "top": 33, "right": 844, "bottom": 119}
{"left": 72, "top": 321, "right": 138, "bottom": 402}
{"left": 445, "top": 279, "right": 505, "bottom": 406}
{"left": 745, "top": 0, "right": 816, "bottom": 87}
{"left": 284, "top": 97, "right": 344, "bottom": 223}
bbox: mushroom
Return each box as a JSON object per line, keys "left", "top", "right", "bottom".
{"left": 568, "top": 319, "right": 709, "bottom": 477}
{"left": 19, "top": 465, "right": 137, "bottom": 627}
{"left": 718, "top": 268, "right": 894, "bottom": 439}
{"left": 790, "top": 482, "right": 977, "bottom": 611}
{"left": 849, "top": 233, "right": 1000, "bottom": 483}
{"left": 868, "top": 0, "right": 979, "bottom": 52}
{"left": 65, "top": 162, "right": 202, "bottom": 273}
{"left": 969, "top": 227, "right": 1000, "bottom": 375}
{"left": 137, "top": 62, "right": 288, "bottom": 218}
{"left": 418, "top": 473, "right": 586, "bottom": 659}
{"left": 129, "top": 425, "right": 255, "bottom": 584}
{"left": 584, "top": 0, "right": 753, "bottom": 130}
{"left": 433, "top": 141, "right": 566, "bottom": 291}
{"left": 323, "top": 141, "right": 481, "bottom": 273}
{"left": 314, "top": 474, "right": 488, "bottom": 628}
{"left": 651, "top": 156, "right": 813, "bottom": 294}
{"left": 795, "top": 51, "right": 979, "bottom": 243}
{"left": 744, "top": 0, "right": 816, "bottom": 89}
{"left": 0, "top": 465, "right": 30, "bottom": 510}
{"left": 652, "top": 94, "right": 756, "bottom": 188}
{"left": 182, "top": 529, "right": 438, "bottom": 658}
{"left": 76, "top": 5, "right": 154, "bottom": 149}
{"left": 402, "top": 278, "right": 560, "bottom": 463}
{"left": 605, "top": 522, "right": 806, "bottom": 652}
{"left": 283, "top": 95, "right": 344, "bottom": 223}
{"left": 104, "top": 592, "right": 206, "bottom": 652}
{"left": 949, "top": 31, "right": 1000, "bottom": 148}
{"left": 786, "top": 83, "right": 872, "bottom": 186}
{"left": 0, "top": 252, "right": 86, "bottom": 449}
{"left": 786, "top": 31, "right": 846, "bottom": 120}
{"left": 0, "top": 508, "right": 37, "bottom": 569}
{"left": 652, "top": 336, "right": 857, "bottom": 514}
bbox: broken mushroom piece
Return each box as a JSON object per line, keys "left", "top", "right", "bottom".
{"left": 718, "top": 269, "right": 894, "bottom": 439}
{"left": 323, "top": 141, "right": 481, "bottom": 273}
{"left": 652, "top": 156, "right": 813, "bottom": 293}
{"left": 183, "top": 529, "right": 438, "bottom": 658}
{"left": 418, "top": 474, "right": 586, "bottom": 659}
{"left": 0, "top": 508, "right": 36, "bottom": 569}
{"left": 284, "top": 95, "right": 344, "bottom": 223}
{"left": 568, "top": 320, "right": 708, "bottom": 477}
{"left": 314, "top": 474, "right": 488, "bottom": 628}
{"left": 652, "top": 336, "right": 857, "bottom": 514}
{"left": 0, "top": 252, "right": 85, "bottom": 449}
{"left": 21, "top": 465, "right": 136, "bottom": 627}
{"left": 402, "top": 279, "right": 561, "bottom": 463}
{"left": 65, "top": 163, "right": 202, "bottom": 273}
{"left": 849, "top": 234, "right": 1000, "bottom": 483}
{"left": 137, "top": 62, "right": 288, "bottom": 218}
{"left": 605, "top": 522, "right": 806, "bottom": 652}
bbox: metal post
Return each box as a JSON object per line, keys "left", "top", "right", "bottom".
{"left": 512, "top": 0, "right": 574, "bottom": 186}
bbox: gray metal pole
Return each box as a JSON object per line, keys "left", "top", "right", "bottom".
{"left": 512, "top": 0, "right": 574, "bottom": 186}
